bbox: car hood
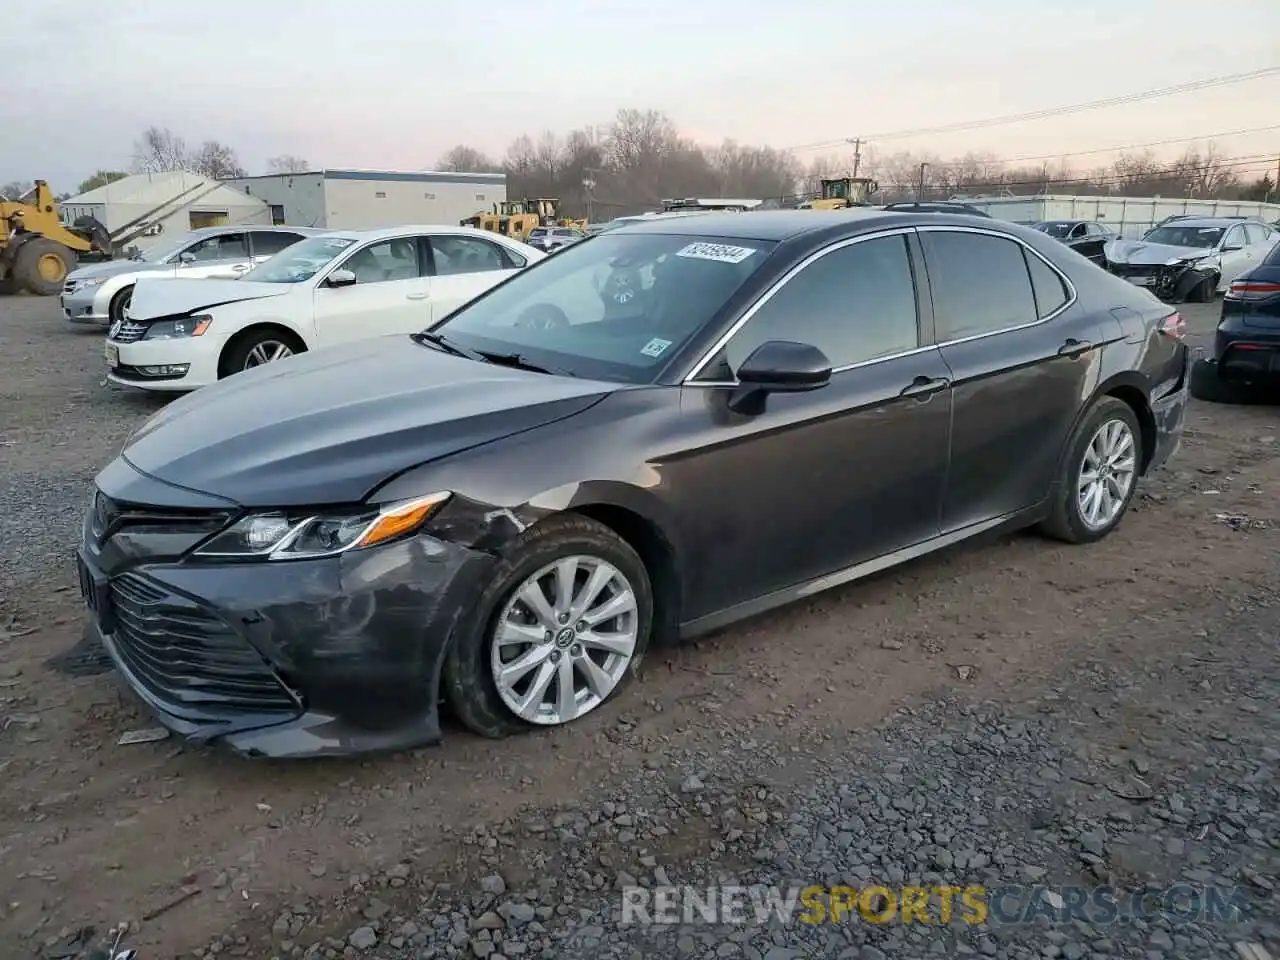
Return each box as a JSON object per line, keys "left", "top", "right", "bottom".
{"left": 119, "top": 336, "right": 616, "bottom": 506}
{"left": 127, "top": 278, "right": 295, "bottom": 319}
{"left": 1105, "top": 239, "right": 1216, "bottom": 265}
{"left": 67, "top": 259, "right": 166, "bottom": 281}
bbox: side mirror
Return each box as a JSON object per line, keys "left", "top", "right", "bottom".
{"left": 729, "top": 340, "right": 831, "bottom": 413}
{"left": 1221, "top": 243, "right": 1243, "bottom": 253}
{"left": 326, "top": 268, "right": 357, "bottom": 288}
{"left": 178, "top": 252, "right": 196, "bottom": 264}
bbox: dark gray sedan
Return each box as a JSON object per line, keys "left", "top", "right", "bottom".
{"left": 77, "top": 211, "right": 1190, "bottom": 758}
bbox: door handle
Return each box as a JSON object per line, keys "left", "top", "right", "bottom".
{"left": 231, "top": 263, "right": 249, "bottom": 273}
{"left": 1058, "top": 338, "right": 1093, "bottom": 358}
{"left": 405, "top": 292, "right": 429, "bottom": 300}
{"left": 898, "top": 375, "right": 950, "bottom": 400}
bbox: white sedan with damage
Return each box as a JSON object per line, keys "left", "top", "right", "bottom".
{"left": 104, "top": 226, "right": 544, "bottom": 392}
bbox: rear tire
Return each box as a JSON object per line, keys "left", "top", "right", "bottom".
{"left": 443, "top": 514, "right": 653, "bottom": 739}
{"left": 12, "top": 238, "right": 74, "bottom": 295}
{"left": 1189, "top": 357, "right": 1266, "bottom": 405}
{"left": 1039, "top": 397, "right": 1142, "bottom": 544}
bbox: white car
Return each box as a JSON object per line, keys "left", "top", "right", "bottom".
{"left": 61, "top": 225, "right": 325, "bottom": 326}
{"left": 1104, "top": 218, "right": 1278, "bottom": 302}
{"left": 104, "top": 225, "right": 545, "bottom": 392}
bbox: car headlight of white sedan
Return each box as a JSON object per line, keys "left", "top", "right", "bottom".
{"left": 142, "top": 314, "right": 213, "bottom": 340}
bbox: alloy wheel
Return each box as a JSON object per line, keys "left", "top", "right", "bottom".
{"left": 489, "top": 555, "right": 639, "bottom": 725}
{"left": 1077, "top": 418, "right": 1137, "bottom": 531}
{"left": 243, "top": 340, "right": 293, "bottom": 369}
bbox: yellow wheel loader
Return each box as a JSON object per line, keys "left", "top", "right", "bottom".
{"left": 1, "top": 181, "right": 111, "bottom": 295}
{"left": 798, "top": 177, "right": 880, "bottom": 210}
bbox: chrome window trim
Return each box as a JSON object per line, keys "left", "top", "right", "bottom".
{"left": 681, "top": 227, "right": 917, "bottom": 384}
{"left": 681, "top": 224, "right": 1078, "bottom": 387}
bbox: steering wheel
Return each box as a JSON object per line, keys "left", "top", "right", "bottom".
{"left": 514, "top": 303, "right": 570, "bottom": 331}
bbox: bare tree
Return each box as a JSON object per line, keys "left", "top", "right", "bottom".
{"left": 131, "top": 126, "right": 188, "bottom": 173}
{"left": 76, "top": 170, "right": 128, "bottom": 194}
{"left": 0, "top": 180, "right": 33, "bottom": 200}
{"left": 267, "top": 155, "right": 311, "bottom": 174}
{"left": 436, "top": 145, "right": 500, "bottom": 173}
{"left": 190, "top": 141, "right": 246, "bottom": 179}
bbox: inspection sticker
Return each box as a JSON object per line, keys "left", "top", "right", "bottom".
{"left": 676, "top": 242, "right": 757, "bottom": 264}
{"left": 641, "top": 337, "right": 673, "bottom": 358}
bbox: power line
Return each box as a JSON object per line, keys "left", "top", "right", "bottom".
{"left": 786, "top": 66, "right": 1280, "bottom": 152}
{"left": 919, "top": 155, "right": 1277, "bottom": 191}
{"left": 925, "top": 125, "right": 1280, "bottom": 170}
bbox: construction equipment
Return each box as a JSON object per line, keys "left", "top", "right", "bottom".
{"left": 1, "top": 180, "right": 111, "bottom": 295}
{"left": 797, "top": 177, "right": 879, "bottom": 210}
{"left": 460, "top": 197, "right": 589, "bottom": 239}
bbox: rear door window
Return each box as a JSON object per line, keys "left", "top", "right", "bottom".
{"left": 921, "top": 231, "right": 1038, "bottom": 341}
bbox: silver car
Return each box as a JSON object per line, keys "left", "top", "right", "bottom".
{"left": 61, "top": 225, "right": 324, "bottom": 326}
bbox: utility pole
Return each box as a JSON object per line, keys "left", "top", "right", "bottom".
{"left": 916, "top": 162, "right": 929, "bottom": 202}
{"left": 582, "top": 166, "right": 600, "bottom": 225}
{"left": 847, "top": 138, "right": 863, "bottom": 179}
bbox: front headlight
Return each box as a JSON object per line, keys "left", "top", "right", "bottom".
{"left": 193, "top": 492, "right": 451, "bottom": 560}
{"left": 77, "top": 276, "right": 109, "bottom": 287}
{"left": 143, "top": 314, "right": 213, "bottom": 340}
{"left": 1165, "top": 254, "right": 1216, "bottom": 267}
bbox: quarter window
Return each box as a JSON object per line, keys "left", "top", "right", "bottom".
{"left": 340, "top": 237, "right": 421, "bottom": 283}
{"left": 430, "top": 235, "right": 511, "bottom": 276}
{"left": 709, "top": 234, "right": 920, "bottom": 377}
{"left": 921, "top": 231, "right": 1038, "bottom": 341}
{"left": 1023, "top": 250, "right": 1070, "bottom": 318}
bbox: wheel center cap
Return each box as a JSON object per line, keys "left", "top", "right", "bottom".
{"left": 555, "top": 628, "right": 575, "bottom": 647}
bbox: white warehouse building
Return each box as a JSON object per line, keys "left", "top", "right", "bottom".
{"left": 61, "top": 171, "right": 271, "bottom": 253}
{"left": 225, "top": 169, "right": 508, "bottom": 230}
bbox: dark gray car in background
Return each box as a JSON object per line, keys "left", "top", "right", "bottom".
{"left": 76, "top": 211, "right": 1191, "bottom": 758}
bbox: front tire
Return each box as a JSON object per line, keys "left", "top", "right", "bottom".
{"left": 218, "top": 327, "right": 304, "bottom": 378}
{"left": 108, "top": 285, "right": 133, "bottom": 325}
{"left": 1039, "top": 397, "right": 1142, "bottom": 544}
{"left": 12, "top": 238, "right": 74, "bottom": 295}
{"left": 443, "top": 515, "right": 653, "bottom": 738}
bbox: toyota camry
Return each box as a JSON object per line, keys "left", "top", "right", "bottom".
{"left": 78, "top": 210, "right": 1190, "bottom": 758}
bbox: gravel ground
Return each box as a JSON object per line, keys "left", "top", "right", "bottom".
{"left": 231, "top": 593, "right": 1280, "bottom": 960}
{"left": 1, "top": 293, "right": 1277, "bottom": 960}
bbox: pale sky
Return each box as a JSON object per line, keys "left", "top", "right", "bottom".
{"left": 3, "top": 0, "right": 1278, "bottom": 191}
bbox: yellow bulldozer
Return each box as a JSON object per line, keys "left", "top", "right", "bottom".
{"left": 797, "top": 177, "right": 880, "bottom": 210}
{"left": 1, "top": 180, "right": 111, "bottom": 295}
{"left": 461, "top": 197, "right": 586, "bottom": 240}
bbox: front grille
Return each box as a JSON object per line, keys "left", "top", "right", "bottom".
{"left": 92, "top": 491, "right": 233, "bottom": 544}
{"left": 109, "top": 573, "right": 299, "bottom": 722}
{"left": 1110, "top": 264, "right": 1158, "bottom": 279}
{"left": 110, "top": 320, "right": 148, "bottom": 344}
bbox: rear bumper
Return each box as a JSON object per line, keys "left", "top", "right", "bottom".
{"left": 1149, "top": 346, "right": 1191, "bottom": 473}
{"left": 1214, "top": 318, "right": 1280, "bottom": 381}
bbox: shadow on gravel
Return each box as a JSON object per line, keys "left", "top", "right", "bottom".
{"left": 45, "top": 624, "right": 114, "bottom": 677}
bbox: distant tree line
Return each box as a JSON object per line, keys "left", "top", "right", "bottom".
{"left": 4, "top": 113, "right": 1274, "bottom": 212}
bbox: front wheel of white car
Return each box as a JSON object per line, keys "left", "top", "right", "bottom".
{"left": 219, "top": 327, "right": 304, "bottom": 378}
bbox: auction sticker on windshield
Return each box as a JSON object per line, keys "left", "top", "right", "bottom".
{"left": 640, "top": 337, "right": 672, "bottom": 358}
{"left": 676, "top": 242, "right": 757, "bottom": 264}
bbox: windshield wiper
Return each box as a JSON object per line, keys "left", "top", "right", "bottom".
{"left": 478, "top": 350, "right": 576, "bottom": 378}
{"left": 411, "top": 331, "right": 489, "bottom": 362}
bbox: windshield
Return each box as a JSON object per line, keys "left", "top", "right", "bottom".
{"left": 1035, "top": 222, "right": 1074, "bottom": 238}
{"left": 433, "top": 232, "right": 776, "bottom": 383}
{"left": 242, "top": 235, "right": 356, "bottom": 283}
{"left": 1142, "top": 225, "right": 1224, "bottom": 249}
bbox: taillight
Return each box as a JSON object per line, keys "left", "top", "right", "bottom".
{"left": 1227, "top": 280, "right": 1280, "bottom": 300}
{"left": 1158, "top": 312, "right": 1186, "bottom": 340}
